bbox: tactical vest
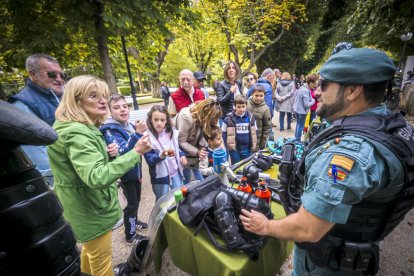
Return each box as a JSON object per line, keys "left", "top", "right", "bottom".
{"left": 296, "top": 111, "right": 414, "bottom": 273}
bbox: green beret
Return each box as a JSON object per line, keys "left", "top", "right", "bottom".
{"left": 319, "top": 48, "right": 396, "bottom": 85}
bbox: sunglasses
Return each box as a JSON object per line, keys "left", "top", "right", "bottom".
{"left": 319, "top": 79, "right": 329, "bottom": 92}
{"left": 40, "top": 71, "right": 67, "bottom": 80}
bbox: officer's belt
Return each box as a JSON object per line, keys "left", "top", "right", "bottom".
{"left": 296, "top": 236, "right": 379, "bottom": 274}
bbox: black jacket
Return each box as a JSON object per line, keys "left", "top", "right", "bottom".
{"left": 216, "top": 80, "right": 243, "bottom": 118}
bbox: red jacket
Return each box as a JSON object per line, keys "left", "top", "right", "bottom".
{"left": 171, "top": 87, "right": 205, "bottom": 113}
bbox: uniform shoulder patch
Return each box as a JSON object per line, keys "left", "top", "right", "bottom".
{"left": 327, "top": 166, "right": 348, "bottom": 181}
{"left": 330, "top": 154, "right": 355, "bottom": 172}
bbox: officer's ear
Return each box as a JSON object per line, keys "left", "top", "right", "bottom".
{"left": 345, "top": 85, "right": 364, "bottom": 102}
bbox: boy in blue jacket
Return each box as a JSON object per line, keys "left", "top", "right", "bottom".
{"left": 222, "top": 95, "right": 258, "bottom": 164}
{"left": 100, "top": 94, "right": 147, "bottom": 245}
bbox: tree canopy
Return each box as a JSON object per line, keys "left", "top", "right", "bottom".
{"left": 1, "top": 0, "right": 413, "bottom": 96}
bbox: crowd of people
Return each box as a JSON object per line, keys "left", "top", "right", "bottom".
{"left": 7, "top": 45, "right": 412, "bottom": 276}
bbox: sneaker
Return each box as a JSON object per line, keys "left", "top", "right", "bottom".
{"left": 126, "top": 233, "right": 147, "bottom": 245}
{"left": 112, "top": 218, "right": 124, "bottom": 230}
{"left": 136, "top": 220, "right": 148, "bottom": 231}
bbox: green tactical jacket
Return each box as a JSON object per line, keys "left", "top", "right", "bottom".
{"left": 48, "top": 120, "right": 141, "bottom": 242}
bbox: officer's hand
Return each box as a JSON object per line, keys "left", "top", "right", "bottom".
{"left": 107, "top": 142, "right": 118, "bottom": 158}
{"left": 240, "top": 209, "right": 269, "bottom": 236}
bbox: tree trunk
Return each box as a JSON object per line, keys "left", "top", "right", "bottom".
{"left": 94, "top": 1, "right": 117, "bottom": 94}
{"left": 152, "top": 79, "right": 161, "bottom": 98}
{"left": 403, "top": 83, "right": 414, "bottom": 116}
{"left": 136, "top": 71, "right": 144, "bottom": 94}
{"left": 151, "top": 37, "right": 172, "bottom": 98}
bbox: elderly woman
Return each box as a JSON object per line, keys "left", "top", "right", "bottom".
{"left": 47, "top": 75, "right": 151, "bottom": 276}
{"left": 217, "top": 61, "right": 243, "bottom": 120}
{"left": 175, "top": 99, "right": 222, "bottom": 184}
{"left": 275, "top": 72, "right": 296, "bottom": 131}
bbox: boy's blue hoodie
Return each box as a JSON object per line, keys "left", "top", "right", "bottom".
{"left": 100, "top": 118, "right": 142, "bottom": 182}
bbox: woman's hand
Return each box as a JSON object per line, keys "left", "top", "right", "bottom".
{"left": 230, "top": 84, "right": 238, "bottom": 93}
{"left": 180, "top": 156, "right": 187, "bottom": 166}
{"left": 135, "top": 120, "right": 147, "bottom": 135}
{"left": 107, "top": 143, "right": 118, "bottom": 158}
{"left": 134, "top": 134, "right": 152, "bottom": 154}
{"left": 198, "top": 148, "right": 208, "bottom": 160}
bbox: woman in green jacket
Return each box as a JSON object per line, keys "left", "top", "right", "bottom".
{"left": 47, "top": 75, "right": 151, "bottom": 276}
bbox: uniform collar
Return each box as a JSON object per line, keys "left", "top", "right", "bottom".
{"left": 357, "top": 104, "right": 387, "bottom": 117}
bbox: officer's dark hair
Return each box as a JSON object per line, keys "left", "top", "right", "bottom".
{"left": 363, "top": 81, "right": 388, "bottom": 105}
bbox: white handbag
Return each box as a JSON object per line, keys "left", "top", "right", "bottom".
{"left": 117, "top": 183, "right": 128, "bottom": 210}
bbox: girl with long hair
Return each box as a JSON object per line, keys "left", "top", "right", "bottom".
{"left": 144, "top": 105, "right": 187, "bottom": 201}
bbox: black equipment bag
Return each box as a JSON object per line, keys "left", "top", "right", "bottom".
{"left": 177, "top": 175, "right": 224, "bottom": 227}
{"left": 177, "top": 175, "right": 271, "bottom": 260}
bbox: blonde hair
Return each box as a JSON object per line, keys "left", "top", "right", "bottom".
{"left": 190, "top": 99, "right": 222, "bottom": 138}
{"left": 55, "top": 75, "right": 110, "bottom": 126}
{"left": 281, "top": 72, "right": 291, "bottom": 80}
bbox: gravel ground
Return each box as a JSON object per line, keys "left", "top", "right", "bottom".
{"left": 109, "top": 102, "right": 414, "bottom": 275}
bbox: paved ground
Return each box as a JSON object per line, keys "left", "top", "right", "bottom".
{"left": 110, "top": 101, "right": 414, "bottom": 275}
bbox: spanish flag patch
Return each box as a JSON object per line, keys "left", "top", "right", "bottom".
{"left": 330, "top": 154, "right": 355, "bottom": 172}
{"left": 327, "top": 166, "right": 348, "bottom": 181}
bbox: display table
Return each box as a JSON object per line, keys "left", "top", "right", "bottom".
{"left": 151, "top": 184, "right": 293, "bottom": 276}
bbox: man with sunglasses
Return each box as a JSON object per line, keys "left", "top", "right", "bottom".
{"left": 241, "top": 47, "right": 414, "bottom": 275}
{"left": 10, "top": 54, "right": 66, "bottom": 187}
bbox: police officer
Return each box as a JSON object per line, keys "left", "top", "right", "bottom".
{"left": 240, "top": 48, "right": 412, "bottom": 275}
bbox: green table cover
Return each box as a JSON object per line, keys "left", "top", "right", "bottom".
{"left": 152, "top": 197, "right": 293, "bottom": 276}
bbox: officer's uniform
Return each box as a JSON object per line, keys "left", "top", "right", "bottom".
{"left": 290, "top": 48, "right": 407, "bottom": 275}
{"left": 293, "top": 105, "right": 404, "bottom": 275}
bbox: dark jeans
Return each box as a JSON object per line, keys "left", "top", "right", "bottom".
{"left": 121, "top": 179, "right": 142, "bottom": 240}
{"left": 279, "top": 111, "right": 292, "bottom": 131}
{"left": 294, "top": 113, "right": 307, "bottom": 141}
{"left": 183, "top": 168, "right": 204, "bottom": 184}
{"left": 229, "top": 147, "right": 251, "bottom": 164}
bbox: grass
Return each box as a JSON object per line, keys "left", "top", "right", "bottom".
{"left": 136, "top": 97, "right": 163, "bottom": 105}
